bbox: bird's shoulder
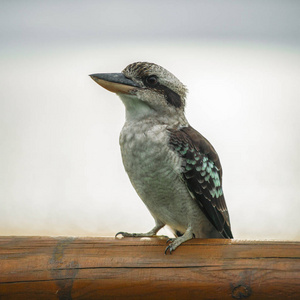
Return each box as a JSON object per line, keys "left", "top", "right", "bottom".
{"left": 168, "top": 125, "right": 222, "bottom": 175}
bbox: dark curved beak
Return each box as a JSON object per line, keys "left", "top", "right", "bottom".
{"left": 89, "top": 73, "right": 140, "bottom": 94}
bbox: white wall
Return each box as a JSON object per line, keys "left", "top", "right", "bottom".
{"left": 1, "top": 1, "right": 299, "bottom": 240}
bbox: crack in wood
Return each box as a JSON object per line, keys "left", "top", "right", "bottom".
{"left": 48, "top": 238, "right": 78, "bottom": 300}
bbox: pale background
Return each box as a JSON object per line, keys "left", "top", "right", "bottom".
{"left": 1, "top": 0, "right": 299, "bottom": 240}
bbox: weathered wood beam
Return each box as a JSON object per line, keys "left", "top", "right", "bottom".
{"left": 0, "top": 237, "right": 299, "bottom": 299}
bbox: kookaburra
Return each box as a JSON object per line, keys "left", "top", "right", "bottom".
{"left": 90, "top": 62, "right": 233, "bottom": 254}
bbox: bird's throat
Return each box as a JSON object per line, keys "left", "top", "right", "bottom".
{"left": 118, "top": 94, "right": 155, "bottom": 121}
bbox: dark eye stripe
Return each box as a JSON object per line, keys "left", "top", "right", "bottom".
{"left": 159, "top": 85, "right": 182, "bottom": 108}
{"left": 143, "top": 76, "right": 182, "bottom": 108}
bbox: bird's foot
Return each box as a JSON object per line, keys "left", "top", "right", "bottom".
{"left": 115, "top": 231, "right": 168, "bottom": 238}
{"left": 165, "top": 239, "right": 181, "bottom": 254}
{"left": 115, "top": 231, "right": 143, "bottom": 238}
{"left": 165, "top": 230, "right": 194, "bottom": 254}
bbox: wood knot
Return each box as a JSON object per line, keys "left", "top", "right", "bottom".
{"left": 232, "top": 284, "right": 252, "bottom": 299}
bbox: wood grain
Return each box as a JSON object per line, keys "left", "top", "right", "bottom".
{"left": 0, "top": 237, "right": 299, "bottom": 299}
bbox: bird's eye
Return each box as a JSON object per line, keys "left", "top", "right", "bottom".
{"left": 145, "top": 75, "right": 158, "bottom": 86}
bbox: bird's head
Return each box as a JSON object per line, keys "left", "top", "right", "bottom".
{"left": 90, "top": 62, "right": 188, "bottom": 125}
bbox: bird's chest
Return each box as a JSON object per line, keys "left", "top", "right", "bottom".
{"left": 119, "top": 122, "right": 182, "bottom": 200}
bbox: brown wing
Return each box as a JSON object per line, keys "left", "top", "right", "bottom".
{"left": 168, "top": 126, "right": 233, "bottom": 239}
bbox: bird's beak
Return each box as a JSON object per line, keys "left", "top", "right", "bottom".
{"left": 89, "top": 73, "right": 140, "bottom": 94}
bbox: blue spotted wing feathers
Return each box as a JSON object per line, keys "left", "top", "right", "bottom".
{"left": 168, "top": 126, "right": 233, "bottom": 239}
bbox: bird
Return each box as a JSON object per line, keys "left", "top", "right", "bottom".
{"left": 90, "top": 62, "right": 233, "bottom": 254}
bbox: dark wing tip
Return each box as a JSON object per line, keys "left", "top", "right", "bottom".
{"left": 221, "top": 223, "right": 234, "bottom": 239}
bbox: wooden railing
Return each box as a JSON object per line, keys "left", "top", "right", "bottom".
{"left": 0, "top": 237, "right": 299, "bottom": 299}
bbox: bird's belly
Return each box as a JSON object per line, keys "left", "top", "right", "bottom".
{"left": 120, "top": 123, "right": 197, "bottom": 231}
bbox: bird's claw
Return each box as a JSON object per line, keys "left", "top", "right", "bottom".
{"left": 115, "top": 231, "right": 130, "bottom": 238}
{"left": 165, "top": 244, "right": 175, "bottom": 255}
{"left": 165, "top": 238, "right": 176, "bottom": 254}
{"left": 166, "top": 238, "right": 175, "bottom": 244}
